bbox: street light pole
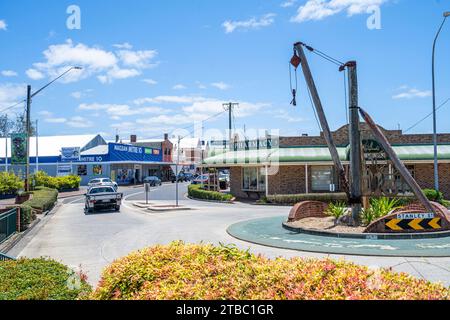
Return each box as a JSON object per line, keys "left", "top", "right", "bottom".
{"left": 431, "top": 12, "right": 450, "bottom": 192}
{"left": 25, "top": 85, "right": 31, "bottom": 191}
{"left": 23, "top": 66, "right": 82, "bottom": 192}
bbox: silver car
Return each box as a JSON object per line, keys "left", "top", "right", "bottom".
{"left": 87, "top": 178, "right": 118, "bottom": 190}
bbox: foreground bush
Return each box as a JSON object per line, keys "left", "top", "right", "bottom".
{"left": 33, "top": 171, "right": 81, "bottom": 191}
{"left": 0, "top": 258, "right": 91, "bottom": 300}
{"left": 188, "top": 184, "right": 234, "bottom": 202}
{"left": 0, "top": 171, "right": 24, "bottom": 195}
{"left": 91, "top": 242, "right": 449, "bottom": 300}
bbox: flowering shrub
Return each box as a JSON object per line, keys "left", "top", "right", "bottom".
{"left": 91, "top": 242, "right": 449, "bottom": 300}
{"left": 0, "top": 258, "right": 91, "bottom": 300}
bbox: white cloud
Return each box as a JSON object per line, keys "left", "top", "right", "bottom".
{"left": 172, "top": 84, "right": 187, "bottom": 90}
{"left": 117, "top": 50, "right": 158, "bottom": 68}
{"left": 98, "top": 67, "right": 141, "bottom": 83}
{"left": 182, "top": 99, "right": 266, "bottom": 118}
{"left": 392, "top": 87, "right": 432, "bottom": 100}
{"left": 133, "top": 95, "right": 207, "bottom": 105}
{"left": 70, "top": 89, "right": 93, "bottom": 99}
{"left": 38, "top": 111, "right": 67, "bottom": 124}
{"left": 66, "top": 116, "right": 93, "bottom": 128}
{"left": 113, "top": 42, "right": 133, "bottom": 50}
{"left": 26, "top": 69, "right": 45, "bottom": 80}
{"left": 28, "top": 39, "right": 158, "bottom": 84}
{"left": 223, "top": 13, "right": 276, "bottom": 33}
{"left": 133, "top": 95, "right": 265, "bottom": 118}
{"left": 0, "top": 83, "right": 26, "bottom": 111}
{"left": 0, "top": 20, "right": 7, "bottom": 31}
{"left": 281, "top": 0, "right": 297, "bottom": 8}
{"left": 78, "top": 103, "right": 168, "bottom": 118}
{"left": 1, "top": 70, "right": 18, "bottom": 77}
{"left": 142, "top": 79, "right": 157, "bottom": 85}
{"left": 211, "top": 82, "right": 231, "bottom": 90}
{"left": 46, "top": 117, "right": 68, "bottom": 124}
{"left": 291, "top": 0, "right": 387, "bottom": 23}
{"left": 274, "top": 110, "right": 305, "bottom": 122}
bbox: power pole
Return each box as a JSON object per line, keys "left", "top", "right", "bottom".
{"left": 25, "top": 85, "right": 31, "bottom": 192}
{"left": 223, "top": 103, "right": 239, "bottom": 146}
{"left": 294, "top": 43, "right": 350, "bottom": 198}
{"left": 346, "top": 61, "right": 362, "bottom": 226}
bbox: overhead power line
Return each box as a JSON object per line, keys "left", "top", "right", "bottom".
{"left": 0, "top": 99, "right": 26, "bottom": 114}
{"left": 404, "top": 98, "right": 450, "bottom": 133}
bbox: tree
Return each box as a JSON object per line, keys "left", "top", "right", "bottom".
{"left": 11, "top": 112, "right": 36, "bottom": 136}
{"left": 0, "top": 114, "right": 13, "bottom": 137}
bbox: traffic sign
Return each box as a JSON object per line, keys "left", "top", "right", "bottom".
{"left": 385, "top": 218, "right": 442, "bottom": 231}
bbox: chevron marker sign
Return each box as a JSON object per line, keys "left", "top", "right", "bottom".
{"left": 385, "top": 213, "right": 442, "bottom": 231}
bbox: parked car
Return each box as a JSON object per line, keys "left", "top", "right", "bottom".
{"left": 143, "top": 176, "right": 162, "bottom": 186}
{"left": 88, "top": 178, "right": 118, "bottom": 190}
{"left": 85, "top": 185, "right": 123, "bottom": 212}
{"left": 191, "top": 174, "right": 210, "bottom": 185}
{"left": 184, "top": 173, "right": 195, "bottom": 181}
{"left": 171, "top": 173, "right": 188, "bottom": 183}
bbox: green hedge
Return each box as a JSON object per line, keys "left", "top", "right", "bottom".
{"left": 33, "top": 171, "right": 81, "bottom": 191}
{"left": 422, "top": 189, "right": 444, "bottom": 203}
{"left": 188, "top": 184, "right": 234, "bottom": 202}
{"left": 0, "top": 172, "right": 24, "bottom": 195}
{"left": 11, "top": 187, "right": 59, "bottom": 230}
{"left": 23, "top": 187, "right": 58, "bottom": 211}
{"left": 18, "top": 205, "right": 35, "bottom": 231}
{"left": 264, "top": 193, "right": 348, "bottom": 205}
{"left": 0, "top": 258, "right": 91, "bottom": 300}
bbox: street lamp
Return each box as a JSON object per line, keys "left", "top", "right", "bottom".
{"left": 24, "top": 66, "right": 82, "bottom": 191}
{"left": 431, "top": 12, "right": 449, "bottom": 192}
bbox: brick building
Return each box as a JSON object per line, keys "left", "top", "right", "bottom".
{"left": 203, "top": 123, "right": 450, "bottom": 199}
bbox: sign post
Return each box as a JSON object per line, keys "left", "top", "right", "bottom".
{"left": 145, "top": 183, "right": 150, "bottom": 205}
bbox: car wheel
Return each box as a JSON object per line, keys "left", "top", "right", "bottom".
{"left": 115, "top": 206, "right": 120, "bottom": 211}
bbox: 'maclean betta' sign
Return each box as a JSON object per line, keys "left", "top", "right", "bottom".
{"left": 108, "top": 143, "right": 162, "bottom": 162}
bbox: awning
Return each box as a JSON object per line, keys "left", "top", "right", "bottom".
{"left": 203, "top": 144, "right": 450, "bottom": 166}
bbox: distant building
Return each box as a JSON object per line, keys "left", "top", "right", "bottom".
{"left": 0, "top": 134, "right": 171, "bottom": 185}
{"left": 203, "top": 123, "right": 450, "bottom": 199}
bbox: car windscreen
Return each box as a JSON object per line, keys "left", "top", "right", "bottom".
{"left": 102, "top": 179, "right": 112, "bottom": 183}
{"left": 89, "top": 187, "right": 115, "bottom": 194}
{"left": 90, "top": 179, "right": 101, "bottom": 184}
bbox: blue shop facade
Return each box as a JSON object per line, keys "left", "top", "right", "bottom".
{"left": 0, "top": 135, "right": 171, "bottom": 186}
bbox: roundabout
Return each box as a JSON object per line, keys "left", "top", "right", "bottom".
{"left": 227, "top": 216, "right": 450, "bottom": 257}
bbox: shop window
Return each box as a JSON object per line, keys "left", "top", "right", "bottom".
{"left": 93, "top": 165, "right": 103, "bottom": 176}
{"left": 77, "top": 165, "right": 87, "bottom": 176}
{"left": 242, "top": 167, "right": 266, "bottom": 192}
{"left": 311, "top": 166, "right": 334, "bottom": 191}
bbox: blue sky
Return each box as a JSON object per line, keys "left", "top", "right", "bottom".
{"left": 0, "top": 0, "right": 449, "bottom": 141}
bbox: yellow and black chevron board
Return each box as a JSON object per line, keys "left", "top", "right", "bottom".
{"left": 385, "top": 213, "right": 442, "bottom": 231}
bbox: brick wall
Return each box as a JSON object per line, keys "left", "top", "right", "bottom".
{"left": 414, "top": 163, "right": 450, "bottom": 199}
{"left": 230, "top": 167, "right": 246, "bottom": 198}
{"left": 269, "top": 165, "right": 306, "bottom": 195}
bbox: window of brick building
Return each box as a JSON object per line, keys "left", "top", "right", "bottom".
{"left": 311, "top": 166, "right": 334, "bottom": 191}
{"left": 242, "top": 167, "right": 266, "bottom": 192}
